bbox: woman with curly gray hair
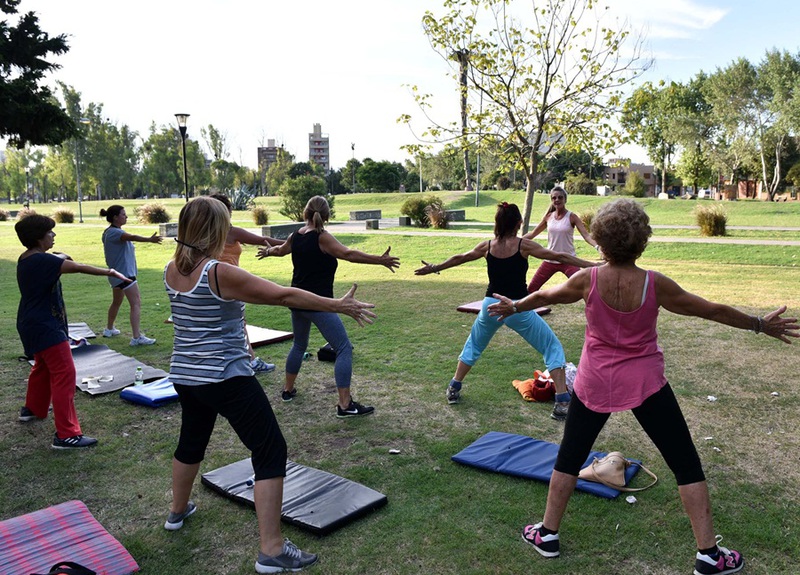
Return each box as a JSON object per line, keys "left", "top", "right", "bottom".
{"left": 489, "top": 198, "right": 798, "bottom": 575}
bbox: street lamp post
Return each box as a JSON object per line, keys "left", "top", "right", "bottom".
{"left": 351, "top": 143, "right": 355, "bottom": 192}
{"left": 24, "top": 167, "right": 30, "bottom": 209}
{"left": 175, "top": 113, "right": 190, "bottom": 202}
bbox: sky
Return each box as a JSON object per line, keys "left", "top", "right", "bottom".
{"left": 12, "top": 0, "right": 800, "bottom": 169}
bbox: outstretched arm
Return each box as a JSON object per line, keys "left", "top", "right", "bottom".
{"left": 229, "top": 226, "right": 283, "bottom": 247}
{"left": 522, "top": 216, "right": 548, "bottom": 240}
{"left": 520, "top": 239, "right": 600, "bottom": 269}
{"left": 60, "top": 258, "right": 130, "bottom": 283}
{"left": 257, "top": 234, "right": 294, "bottom": 259}
{"left": 414, "top": 240, "right": 489, "bottom": 275}
{"left": 656, "top": 272, "right": 799, "bottom": 343}
{"left": 216, "top": 264, "right": 377, "bottom": 327}
{"left": 318, "top": 232, "right": 400, "bottom": 272}
{"left": 120, "top": 231, "right": 163, "bottom": 244}
{"left": 488, "top": 269, "right": 591, "bottom": 318}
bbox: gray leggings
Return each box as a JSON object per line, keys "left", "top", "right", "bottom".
{"left": 555, "top": 383, "right": 706, "bottom": 486}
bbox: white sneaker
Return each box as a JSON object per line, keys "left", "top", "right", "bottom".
{"left": 130, "top": 335, "right": 156, "bottom": 346}
{"left": 103, "top": 327, "right": 121, "bottom": 337}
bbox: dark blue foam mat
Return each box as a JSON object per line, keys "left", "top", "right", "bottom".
{"left": 451, "top": 431, "right": 642, "bottom": 499}
{"left": 201, "top": 458, "right": 388, "bottom": 536}
{"left": 119, "top": 377, "right": 178, "bottom": 407}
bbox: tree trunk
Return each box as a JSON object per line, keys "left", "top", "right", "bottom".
{"left": 454, "top": 49, "right": 473, "bottom": 192}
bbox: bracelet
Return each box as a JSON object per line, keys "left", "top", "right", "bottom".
{"left": 432, "top": 264, "right": 440, "bottom": 275}
{"left": 752, "top": 315, "right": 763, "bottom": 334}
{"left": 511, "top": 300, "right": 518, "bottom": 314}
{"left": 594, "top": 244, "right": 600, "bottom": 251}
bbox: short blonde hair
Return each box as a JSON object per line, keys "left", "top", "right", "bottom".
{"left": 303, "top": 196, "right": 330, "bottom": 232}
{"left": 173, "top": 197, "right": 230, "bottom": 274}
{"left": 590, "top": 198, "right": 651, "bottom": 264}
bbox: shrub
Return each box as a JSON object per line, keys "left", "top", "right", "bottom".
{"left": 252, "top": 205, "right": 269, "bottom": 226}
{"left": 230, "top": 185, "right": 256, "bottom": 211}
{"left": 695, "top": 204, "right": 727, "bottom": 236}
{"left": 17, "top": 207, "right": 36, "bottom": 220}
{"left": 579, "top": 209, "right": 595, "bottom": 232}
{"left": 400, "top": 195, "right": 445, "bottom": 228}
{"left": 134, "top": 202, "right": 171, "bottom": 224}
{"left": 496, "top": 175, "right": 511, "bottom": 190}
{"left": 565, "top": 173, "right": 597, "bottom": 196}
{"left": 622, "top": 171, "right": 647, "bottom": 197}
{"left": 278, "top": 176, "right": 331, "bottom": 221}
{"left": 51, "top": 207, "right": 75, "bottom": 223}
{"left": 0, "top": 209, "right": 10, "bottom": 221}
{"left": 426, "top": 203, "right": 448, "bottom": 229}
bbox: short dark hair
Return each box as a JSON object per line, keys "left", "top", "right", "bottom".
{"left": 590, "top": 198, "right": 651, "bottom": 264}
{"left": 494, "top": 202, "right": 522, "bottom": 238}
{"left": 209, "top": 193, "right": 232, "bottom": 211}
{"left": 15, "top": 214, "right": 55, "bottom": 248}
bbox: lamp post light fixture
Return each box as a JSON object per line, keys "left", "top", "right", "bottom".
{"left": 75, "top": 117, "right": 91, "bottom": 223}
{"left": 24, "top": 167, "right": 30, "bottom": 209}
{"left": 351, "top": 142, "right": 355, "bottom": 192}
{"left": 175, "top": 113, "right": 190, "bottom": 202}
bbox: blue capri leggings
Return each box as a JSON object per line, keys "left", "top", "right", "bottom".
{"left": 458, "top": 297, "right": 566, "bottom": 372}
{"left": 286, "top": 309, "right": 353, "bottom": 389}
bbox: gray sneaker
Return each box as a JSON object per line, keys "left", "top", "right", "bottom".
{"left": 551, "top": 401, "right": 569, "bottom": 420}
{"left": 255, "top": 539, "right": 318, "bottom": 573}
{"left": 164, "top": 500, "right": 196, "bottom": 531}
{"left": 130, "top": 334, "right": 156, "bottom": 346}
{"left": 446, "top": 385, "right": 461, "bottom": 404}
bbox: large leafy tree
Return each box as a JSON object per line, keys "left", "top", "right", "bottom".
{"left": 0, "top": 0, "right": 77, "bottom": 147}
{"left": 403, "top": 0, "right": 648, "bottom": 232}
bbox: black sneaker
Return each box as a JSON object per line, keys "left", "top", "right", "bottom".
{"left": 164, "top": 500, "right": 197, "bottom": 531}
{"left": 694, "top": 542, "right": 744, "bottom": 575}
{"left": 521, "top": 522, "right": 560, "bottom": 558}
{"left": 446, "top": 385, "right": 461, "bottom": 404}
{"left": 281, "top": 389, "right": 297, "bottom": 402}
{"left": 336, "top": 399, "right": 375, "bottom": 418}
{"left": 19, "top": 406, "right": 39, "bottom": 422}
{"left": 51, "top": 434, "right": 98, "bottom": 450}
{"left": 255, "top": 539, "right": 318, "bottom": 573}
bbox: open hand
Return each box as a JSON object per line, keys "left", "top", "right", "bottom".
{"left": 380, "top": 246, "right": 400, "bottom": 273}
{"left": 414, "top": 260, "right": 439, "bottom": 275}
{"left": 340, "top": 283, "right": 377, "bottom": 327}
{"left": 762, "top": 305, "right": 800, "bottom": 343}
{"left": 487, "top": 294, "right": 516, "bottom": 319}
{"left": 150, "top": 232, "right": 163, "bottom": 244}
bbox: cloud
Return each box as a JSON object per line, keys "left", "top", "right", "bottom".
{"left": 607, "top": 0, "right": 728, "bottom": 39}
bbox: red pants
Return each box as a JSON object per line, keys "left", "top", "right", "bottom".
{"left": 27, "top": 341, "right": 82, "bottom": 438}
{"left": 527, "top": 260, "right": 580, "bottom": 293}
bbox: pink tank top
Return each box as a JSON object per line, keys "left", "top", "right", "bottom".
{"left": 573, "top": 267, "right": 667, "bottom": 413}
{"left": 545, "top": 210, "right": 575, "bottom": 263}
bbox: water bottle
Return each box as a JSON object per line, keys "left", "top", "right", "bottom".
{"left": 134, "top": 366, "right": 144, "bottom": 385}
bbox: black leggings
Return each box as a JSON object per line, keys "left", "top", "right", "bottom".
{"left": 555, "top": 384, "right": 705, "bottom": 486}
{"left": 174, "top": 375, "right": 287, "bottom": 481}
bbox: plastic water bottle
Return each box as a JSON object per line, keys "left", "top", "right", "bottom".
{"left": 134, "top": 366, "right": 144, "bottom": 385}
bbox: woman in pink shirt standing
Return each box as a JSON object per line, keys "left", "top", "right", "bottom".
{"left": 523, "top": 186, "right": 598, "bottom": 293}
{"left": 489, "top": 198, "right": 798, "bottom": 575}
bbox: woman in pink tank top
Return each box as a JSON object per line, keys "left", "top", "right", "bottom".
{"left": 523, "top": 186, "right": 598, "bottom": 293}
{"left": 489, "top": 198, "right": 798, "bottom": 575}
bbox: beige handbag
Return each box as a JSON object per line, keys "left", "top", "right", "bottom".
{"left": 578, "top": 451, "right": 658, "bottom": 492}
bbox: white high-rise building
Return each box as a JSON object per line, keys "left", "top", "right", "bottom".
{"left": 308, "top": 123, "right": 329, "bottom": 173}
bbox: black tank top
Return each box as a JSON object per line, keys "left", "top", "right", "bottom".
{"left": 291, "top": 230, "right": 338, "bottom": 299}
{"left": 485, "top": 238, "right": 528, "bottom": 300}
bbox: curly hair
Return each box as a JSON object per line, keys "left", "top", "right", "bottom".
{"left": 494, "top": 202, "right": 522, "bottom": 238}
{"left": 590, "top": 198, "right": 651, "bottom": 264}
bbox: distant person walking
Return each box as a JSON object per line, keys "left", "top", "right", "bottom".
{"left": 489, "top": 198, "right": 798, "bottom": 575}
{"left": 523, "top": 186, "right": 598, "bottom": 293}
{"left": 258, "top": 195, "right": 399, "bottom": 417}
{"left": 15, "top": 214, "right": 130, "bottom": 449}
{"left": 415, "top": 202, "right": 599, "bottom": 420}
{"left": 100, "top": 205, "right": 162, "bottom": 346}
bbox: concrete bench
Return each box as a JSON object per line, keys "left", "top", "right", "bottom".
{"left": 261, "top": 222, "right": 305, "bottom": 240}
{"left": 365, "top": 219, "right": 380, "bottom": 230}
{"left": 349, "top": 210, "right": 381, "bottom": 221}
{"left": 398, "top": 216, "right": 412, "bottom": 226}
{"left": 159, "top": 223, "right": 178, "bottom": 237}
{"left": 445, "top": 209, "right": 466, "bottom": 222}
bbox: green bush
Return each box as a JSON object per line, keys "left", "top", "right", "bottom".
{"left": 134, "top": 202, "right": 171, "bottom": 224}
{"left": 230, "top": 185, "right": 256, "bottom": 211}
{"left": 51, "top": 207, "right": 75, "bottom": 223}
{"left": 278, "top": 176, "right": 332, "bottom": 222}
{"left": 622, "top": 171, "right": 647, "bottom": 197}
{"left": 0, "top": 209, "right": 10, "bottom": 222}
{"left": 695, "top": 204, "right": 727, "bottom": 236}
{"left": 496, "top": 175, "right": 511, "bottom": 190}
{"left": 565, "top": 173, "right": 597, "bottom": 196}
{"left": 252, "top": 205, "right": 269, "bottom": 226}
{"left": 400, "top": 195, "right": 445, "bottom": 228}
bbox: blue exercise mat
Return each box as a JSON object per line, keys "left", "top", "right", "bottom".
{"left": 119, "top": 377, "right": 178, "bottom": 407}
{"left": 452, "top": 431, "right": 643, "bottom": 499}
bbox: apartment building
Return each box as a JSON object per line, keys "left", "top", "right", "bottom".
{"left": 308, "top": 123, "right": 329, "bottom": 173}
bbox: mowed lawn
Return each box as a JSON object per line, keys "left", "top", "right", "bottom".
{"left": 0, "top": 195, "right": 798, "bottom": 575}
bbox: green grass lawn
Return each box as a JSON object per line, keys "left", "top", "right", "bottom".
{"left": 1, "top": 199, "right": 799, "bottom": 575}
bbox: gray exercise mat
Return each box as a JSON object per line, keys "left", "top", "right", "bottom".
{"left": 72, "top": 344, "right": 168, "bottom": 395}
{"left": 67, "top": 322, "right": 97, "bottom": 340}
